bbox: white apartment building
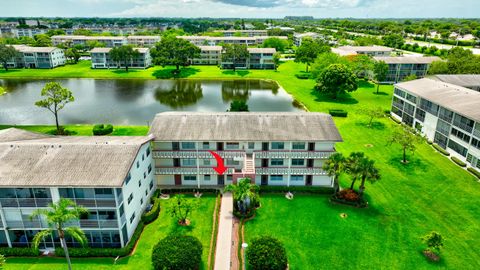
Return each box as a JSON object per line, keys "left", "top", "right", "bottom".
{"left": 126, "top": 36, "right": 161, "bottom": 47}
{"left": 0, "top": 129, "right": 156, "bottom": 249}
{"left": 214, "top": 30, "right": 268, "bottom": 37}
{"left": 178, "top": 35, "right": 287, "bottom": 46}
{"left": 293, "top": 32, "right": 321, "bottom": 46}
{"left": 193, "top": 46, "right": 222, "bottom": 65}
{"left": 333, "top": 45, "right": 393, "bottom": 57}
{"left": 51, "top": 35, "right": 128, "bottom": 47}
{"left": 6, "top": 45, "right": 66, "bottom": 69}
{"left": 90, "top": 47, "right": 152, "bottom": 69}
{"left": 11, "top": 28, "right": 47, "bottom": 38}
{"left": 220, "top": 48, "right": 276, "bottom": 70}
{"left": 391, "top": 78, "right": 480, "bottom": 171}
{"left": 149, "top": 112, "right": 342, "bottom": 188}
{"left": 373, "top": 56, "right": 440, "bottom": 83}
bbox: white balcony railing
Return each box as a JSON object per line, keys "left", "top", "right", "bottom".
{"left": 153, "top": 150, "right": 245, "bottom": 159}
{"left": 155, "top": 167, "right": 235, "bottom": 175}
{"left": 255, "top": 167, "right": 328, "bottom": 175}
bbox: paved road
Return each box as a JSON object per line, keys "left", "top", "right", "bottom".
{"left": 214, "top": 192, "right": 234, "bottom": 270}
{"left": 406, "top": 40, "right": 480, "bottom": 55}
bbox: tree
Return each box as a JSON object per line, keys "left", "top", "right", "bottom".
{"left": 311, "top": 52, "right": 350, "bottom": 78}
{"left": 86, "top": 40, "right": 105, "bottom": 50}
{"left": 356, "top": 156, "right": 380, "bottom": 197}
{"left": 246, "top": 236, "right": 288, "bottom": 270}
{"left": 427, "top": 61, "right": 449, "bottom": 75}
{"left": 152, "top": 234, "right": 202, "bottom": 270}
{"left": 316, "top": 64, "right": 358, "bottom": 99}
{"left": 221, "top": 43, "right": 249, "bottom": 72}
{"left": 272, "top": 52, "right": 281, "bottom": 71}
{"left": 402, "top": 74, "right": 417, "bottom": 82}
{"left": 65, "top": 48, "right": 80, "bottom": 64}
{"left": 262, "top": 37, "right": 288, "bottom": 52}
{"left": 422, "top": 231, "right": 444, "bottom": 255}
{"left": 33, "top": 34, "right": 52, "bottom": 47}
{"left": 35, "top": 82, "right": 75, "bottom": 135}
{"left": 228, "top": 100, "right": 249, "bottom": 112}
{"left": 109, "top": 45, "right": 140, "bottom": 72}
{"left": 0, "top": 254, "right": 4, "bottom": 269}
{"left": 224, "top": 178, "right": 259, "bottom": 216}
{"left": 382, "top": 34, "right": 405, "bottom": 49}
{"left": 388, "top": 125, "right": 421, "bottom": 163}
{"left": 169, "top": 194, "right": 197, "bottom": 225}
{"left": 373, "top": 60, "right": 389, "bottom": 93}
{"left": 30, "top": 198, "right": 88, "bottom": 270}
{"left": 345, "top": 152, "right": 365, "bottom": 190}
{"left": 295, "top": 37, "right": 330, "bottom": 72}
{"left": 152, "top": 36, "right": 200, "bottom": 72}
{"left": 362, "top": 107, "right": 385, "bottom": 127}
{"left": 0, "top": 44, "right": 18, "bottom": 71}
{"left": 323, "top": 152, "right": 346, "bottom": 192}
{"left": 349, "top": 54, "right": 373, "bottom": 78}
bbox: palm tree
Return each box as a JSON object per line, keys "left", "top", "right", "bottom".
{"left": 224, "top": 178, "right": 259, "bottom": 215}
{"left": 30, "top": 198, "right": 88, "bottom": 270}
{"left": 323, "top": 152, "right": 346, "bottom": 192}
{"left": 357, "top": 157, "right": 381, "bottom": 197}
{"left": 345, "top": 152, "right": 365, "bottom": 190}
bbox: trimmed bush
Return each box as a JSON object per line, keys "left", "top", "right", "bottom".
{"left": 246, "top": 236, "right": 288, "bottom": 270}
{"left": 259, "top": 185, "right": 334, "bottom": 194}
{"left": 0, "top": 247, "right": 39, "bottom": 257}
{"left": 92, "top": 124, "right": 113, "bottom": 136}
{"left": 329, "top": 109, "right": 348, "bottom": 117}
{"left": 56, "top": 221, "right": 145, "bottom": 257}
{"left": 294, "top": 73, "right": 310, "bottom": 79}
{"left": 451, "top": 156, "right": 466, "bottom": 167}
{"left": 467, "top": 167, "right": 480, "bottom": 179}
{"left": 160, "top": 188, "right": 220, "bottom": 194}
{"left": 432, "top": 144, "right": 450, "bottom": 156}
{"left": 152, "top": 234, "right": 202, "bottom": 270}
{"left": 142, "top": 196, "right": 161, "bottom": 224}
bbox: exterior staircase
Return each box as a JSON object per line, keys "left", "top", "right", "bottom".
{"left": 233, "top": 153, "right": 256, "bottom": 183}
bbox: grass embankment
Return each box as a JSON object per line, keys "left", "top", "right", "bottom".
{"left": 4, "top": 195, "right": 216, "bottom": 270}
{"left": 0, "top": 125, "right": 148, "bottom": 136}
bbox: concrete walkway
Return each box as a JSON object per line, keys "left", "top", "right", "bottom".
{"left": 214, "top": 192, "right": 234, "bottom": 270}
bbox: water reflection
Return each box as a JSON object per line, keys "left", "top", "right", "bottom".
{"left": 155, "top": 80, "right": 203, "bottom": 108}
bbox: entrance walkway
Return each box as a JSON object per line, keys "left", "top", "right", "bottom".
{"left": 214, "top": 192, "right": 234, "bottom": 270}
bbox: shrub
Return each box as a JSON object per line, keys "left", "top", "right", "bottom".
{"left": 451, "top": 156, "right": 466, "bottom": 167}
{"left": 329, "top": 109, "right": 348, "bottom": 117}
{"left": 259, "top": 185, "right": 334, "bottom": 194}
{"left": 159, "top": 188, "right": 220, "bottom": 194}
{"left": 467, "top": 167, "right": 480, "bottom": 179}
{"left": 142, "top": 196, "right": 161, "bottom": 224}
{"left": 92, "top": 124, "right": 113, "bottom": 136}
{"left": 152, "top": 234, "right": 202, "bottom": 270}
{"left": 432, "top": 144, "right": 450, "bottom": 156}
{"left": 246, "top": 236, "right": 288, "bottom": 270}
{"left": 337, "top": 189, "right": 360, "bottom": 202}
{"left": 294, "top": 73, "right": 310, "bottom": 79}
{"left": 0, "top": 247, "right": 39, "bottom": 257}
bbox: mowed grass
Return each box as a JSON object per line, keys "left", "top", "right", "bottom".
{"left": 0, "top": 125, "right": 148, "bottom": 136}
{"left": 4, "top": 195, "right": 216, "bottom": 270}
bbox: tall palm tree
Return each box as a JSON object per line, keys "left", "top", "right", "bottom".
{"left": 345, "top": 152, "right": 365, "bottom": 190}
{"left": 357, "top": 157, "right": 381, "bottom": 197}
{"left": 224, "top": 178, "right": 259, "bottom": 215}
{"left": 30, "top": 198, "right": 88, "bottom": 270}
{"left": 323, "top": 152, "right": 346, "bottom": 192}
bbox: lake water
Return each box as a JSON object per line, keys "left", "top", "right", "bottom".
{"left": 0, "top": 79, "right": 302, "bottom": 125}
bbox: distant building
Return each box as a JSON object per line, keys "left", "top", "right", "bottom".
{"left": 126, "top": 36, "right": 161, "bottom": 48}
{"left": 221, "top": 48, "right": 276, "bottom": 70}
{"left": 11, "top": 28, "right": 47, "bottom": 38}
{"left": 178, "top": 35, "right": 287, "bottom": 46}
{"left": 90, "top": 47, "right": 152, "bottom": 69}
{"left": 391, "top": 78, "right": 480, "bottom": 171}
{"left": 6, "top": 45, "right": 65, "bottom": 69}
{"left": 293, "top": 32, "right": 321, "bottom": 46}
{"left": 51, "top": 35, "right": 128, "bottom": 48}
{"left": 373, "top": 56, "right": 440, "bottom": 83}
{"left": 332, "top": 46, "right": 393, "bottom": 57}
{"left": 214, "top": 30, "right": 268, "bottom": 37}
{"left": 193, "top": 46, "right": 222, "bottom": 65}
{"left": 430, "top": 75, "right": 480, "bottom": 91}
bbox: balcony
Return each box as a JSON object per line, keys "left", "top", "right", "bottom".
{"left": 0, "top": 198, "right": 52, "bottom": 208}
{"left": 256, "top": 167, "right": 327, "bottom": 175}
{"left": 71, "top": 198, "right": 116, "bottom": 208}
{"left": 155, "top": 166, "right": 235, "bottom": 175}
{"left": 254, "top": 151, "right": 334, "bottom": 159}
{"left": 153, "top": 150, "right": 245, "bottom": 159}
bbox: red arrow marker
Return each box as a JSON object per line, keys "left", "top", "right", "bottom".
{"left": 208, "top": 150, "right": 227, "bottom": 175}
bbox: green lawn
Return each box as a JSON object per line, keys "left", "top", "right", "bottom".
{"left": 4, "top": 195, "right": 217, "bottom": 270}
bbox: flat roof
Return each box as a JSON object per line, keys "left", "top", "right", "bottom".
{"left": 12, "top": 45, "right": 59, "bottom": 53}
{"left": 395, "top": 78, "right": 480, "bottom": 122}
{"left": 430, "top": 74, "right": 480, "bottom": 88}
{"left": 0, "top": 131, "right": 154, "bottom": 187}
{"left": 198, "top": 46, "right": 222, "bottom": 51}
{"left": 338, "top": 45, "right": 393, "bottom": 52}
{"left": 149, "top": 112, "right": 342, "bottom": 142}
{"left": 127, "top": 35, "right": 161, "bottom": 39}
{"left": 248, "top": 48, "right": 276, "bottom": 54}
{"left": 90, "top": 47, "right": 149, "bottom": 53}
{"left": 373, "top": 56, "right": 440, "bottom": 64}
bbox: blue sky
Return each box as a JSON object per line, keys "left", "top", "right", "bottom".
{"left": 0, "top": 0, "right": 478, "bottom": 18}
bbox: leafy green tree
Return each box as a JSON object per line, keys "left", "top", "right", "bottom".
{"left": 35, "top": 82, "right": 75, "bottom": 134}
{"left": 311, "top": 52, "right": 350, "bottom": 78}
{"left": 382, "top": 34, "right": 405, "bottom": 49}
{"left": 388, "top": 125, "right": 421, "bottom": 163}
{"left": 262, "top": 37, "right": 288, "bottom": 52}
{"left": 152, "top": 36, "right": 200, "bottom": 72}
{"left": 362, "top": 107, "right": 385, "bottom": 127}
{"left": 224, "top": 178, "right": 259, "bottom": 216}
{"left": 30, "top": 198, "right": 88, "bottom": 270}
{"left": 272, "top": 52, "right": 281, "bottom": 71}
{"left": 65, "top": 48, "right": 81, "bottom": 64}
{"left": 0, "top": 44, "right": 19, "bottom": 71}
{"left": 246, "top": 236, "right": 288, "bottom": 270}
{"left": 349, "top": 54, "right": 373, "bottom": 78}
{"left": 295, "top": 37, "right": 330, "bottom": 72}
{"left": 323, "top": 152, "right": 346, "bottom": 191}
{"left": 86, "top": 40, "right": 105, "bottom": 50}
{"left": 427, "top": 61, "right": 449, "bottom": 75}
{"left": 356, "top": 156, "right": 381, "bottom": 197}
{"left": 228, "top": 100, "right": 249, "bottom": 112}
{"left": 316, "top": 64, "right": 358, "bottom": 99}
{"left": 169, "top": 194, "right": 197, "bottom": 225}
{"left": 422, "top": 231, "right": 444, "bottom": 254}
{"left": 402, "top": 74, "right": 417, "bottom": 82}
{"left": 110, "top": 45, "right": 140, "bottom": 72}
{"left": 373, "top": 60, "right": 389, "bottom": 93}
{"left": 345, "top": 152, "right": 365, "bottom": 190}
{"left": 33, "top": 34, "right": 52, "bottom": 47}
{"left": 221, "top": 43, "right": 250, "bottom": 72}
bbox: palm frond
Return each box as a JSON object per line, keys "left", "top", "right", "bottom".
{"left": 31, "top": 229, "right": 53, "bottom": 250}
{"left": 65, "top": 227, "right": 88, "bottom": 247}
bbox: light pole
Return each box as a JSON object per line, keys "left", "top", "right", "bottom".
{"left": 241, "top": 242, "right": 248, "bottom": 270}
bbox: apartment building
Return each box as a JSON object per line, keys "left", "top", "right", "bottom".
{"left": 220, "top": 47, "right": 276, "bottom": 70}
{"left": 333, "top": 45, "right": 393, "bottom": 57}
{"left": 178, "top": 35, "right": 287, "bottom": 46}
{"left": 293, "top": 32, "right": 320, "bottom": 46}
{"left": 391, "top": 78, "right": 480, "bottom": 171}
{"left": 90, "top": 47, "right": 152, "bottom": 69}
{"left": 6, "top": 45, "right": 65, "bottom": 69}
{"left": 149, "top": 112, "right": 342, "bottom": 188}
{"left": 430, "top": 74, "right": 480, "bottom": 91}
{"left": 11, "top": 28, "right": 47, "bottom": 38}
{"left": 373, "top": 56, "right": 440, "bottom": 83}
{"left": 214, "top": 30, "right": 268, "bottom": 37}
{"left": 0, "top": 129, "right": 155, "bottom": 249}
{"left": 193, "top": 46, "right": 222, "bottom": 65}
{"left": 126, "top": 36, "right": 161, "bottom": 48}
{"left": 51, "top": 35, "right": 128, "bottom": 47}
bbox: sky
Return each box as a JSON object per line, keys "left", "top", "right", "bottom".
{"left": 0, "top": 0, "right": 478, "bottom": 18}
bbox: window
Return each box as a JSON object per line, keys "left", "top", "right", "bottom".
{"left": 204, "top": 175, "right": 211, "bottom": 181}
{"left": 270, "top": 159, "right": 284, "bottom": 166}
{"left": 394, "top": 88, "right": 406, "bottom": 98}
{"left": 129, "top": 213, "right": 135, "bottom": 224}
{"left": 138, "top": 180, "right": 141, "bottom": 187}
{"left": 149, "top": 180, "right": 154, "bottom": 190}
{"left": 95, "top": 188, "right": 113, "bottom": 195}
{"left": 146, "top": 147, "right": 151, "bottom": 157}
{"left": 451, "top": 128, "right": 471, "bottom": 144}
{"left": 140, "top": 198, "right": 143, "bottom": 205}
{"left": 438, "top": 107, "right": 454, "bottom": 123}
{"left": 125, "top": 172, "right": 131, "bottom": 185}
{"left": 270, "top": 175, "right": 283, "bottom": 181}
{"left": 142, "top": 154, "right": 144, "bottom": 161}
{"left": 248, "top": 142, "right": 255, "bottom": 149}
{"left": 291, "top": 175, "right": 304, "bottom": 181}
{"left": 291, "top": 159, "right": 305, "bottom": 166}
{"left": 415, "top": 109, "right": 425, "bottom": 122}
{"left": 136, "top": 161, "right": 139, "bottom": 168}
{"left": 181, "top": 142, "right": 196, "bottom": 150}
{"left": 448, "top": 140, "right": 468, "bottom": 157}
{"left": 226, "top": 142, "right": 240, "bottom": 149}
{"left": 292, "top": 142, "right": 305, "bottom": 150}
{"left": 148, "top": 164, "right": 152, "bottom": 174}
{"left": 226, "top": 175, "right": 233, "bottom": 182}
{"left": 119, "top": 204, "right": 125, "bottom": 217}
{"left": 202, "top": 142, "right": 209, "bottom": 149}
{"left": 406, "top": 93, "right": 417, "bottom": 104}
{"left": 434, "top": 132, "right": 448, "bottom": 149}
{"left": 453, "top": 114, "right": 474, "bottom": 133}
{"left": 436, "top": 119, "right": 451, "bottom": 136}
{"left": 404, "top": 102, "right": 415, "bottom": 116}
{"left": 203, "top": 159, "right": 211, "bottom": 166}
{"left": 182, "top": 159, "right": 196, "bottom": 166}
{"left": 419, "top": 98, "right": 439, "bottom": 116}
{"left": 184, "top": 175, "right": 196, "bottom": 181}
{"left": 127, "top": 193, "right": 133, "bottom": 204}
{"left": 271, "top": 142, "right": 284, "bottom": 150}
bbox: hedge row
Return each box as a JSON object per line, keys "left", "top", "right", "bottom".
{"left": 0, "top": 247, "right": 39, "bottom": 257}
{"left": 467, "top": 167, "right": 480, "bottom": 179}
{"left": 432, "top": 143, "right": 450, "bottom": 156}
{"left": 294, "top": 73, "right": 310, "bottom": 80}
{"left": 259, "top": 185, "right": 334, "bottom": 194}
{"left": 451, "top": 156, "right": 467, "bottom": 167}
{"left": 93, "top": 124, "right": 113, "bottom": 136}
{"left": 329, "top": 109, "right": 348, "bottom": 117}
{"left": 160, "top": 188, "right": 220, "bottom": 194}
{"left": 55, "top": 220, "right": 145, "bottom": 257}
{"left": 142, "top": 197, "right": 161, "bottom": 224}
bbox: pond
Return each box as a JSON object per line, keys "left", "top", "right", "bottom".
{"left": 0, "top": 79, "right": 302, "bottom": 125}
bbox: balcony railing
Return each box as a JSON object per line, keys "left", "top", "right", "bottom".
{"left": 256, "top": 167, "right": 328, "bottom": 175}
{"left": 254, "top": 151, "right": 334, "bottom": 159}
{"left": 153, "top": 150, "right": 245, "bottom": 159}
{"left": 0, "top": 198, "right": 52, "bottom": 208}
{"left": 155, "top": 167, "right": 235, "bottom": 175}
{"left": 70, "top": 198, "right": 116, "bottom": 208}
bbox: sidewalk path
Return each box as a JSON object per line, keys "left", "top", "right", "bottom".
{"left": 214, "top": 192, "right": 234, "bottom": 270}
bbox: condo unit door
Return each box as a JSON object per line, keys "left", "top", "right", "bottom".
{"left": 307, "top": 159, "right": 314, "bottom": 168}
{"left": 217, "top": 175, "right": 225, "bottom": 185}
{"left": 261, "top": 175, "right": 268, "bottom": 186}
{"left": 306, "top": 175, "right": 313, "bottom": 186}
{"left": 217, "top": 142, "right": 224, "bottom": 151}
{"left": 174, "top": 175, "right": 182, "bottom": 186}
{"left": 308, "top": 142, "right": 315, "bottom": 151}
